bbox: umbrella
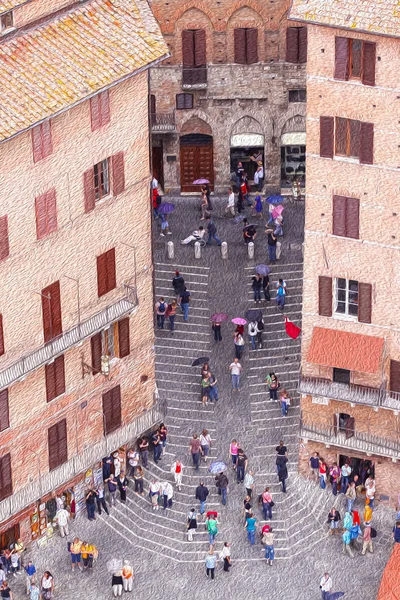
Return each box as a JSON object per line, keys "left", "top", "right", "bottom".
{"left": 266, "top": 194, "right": 284, "bottom": 204}
{"left": 192, "top": 178, "right": 209, "bottom": 184}
{"left": 326, "top": 594, "right": 345, "bottom": 600}
{"left": 245, "top": 309, "right": 262, "bottom": 322}
{"left": 256, "top": 264, "right": 271, "bottom": 276}
{"left": 284, "top": 316, "right": 301, "bottom": 339}
{"left": 232, "top": 317, "right": 247, "bottom": 325}
{"left": 107, "top": 558, "right": 123, "bottom": 574}
{"left": 191, "top": 356, "right": 210, "bottom": 367}
{"left": 233, "top": 215, "right": 246, "bottom": 224}
{"left": 208, "top": 460, "right": 228, "bottom": 474}
{"left": 210, "top": 313, "right": 228, "bottom": 322}
{"left": 271, "top": 204, "right": 285, "bottom": 219}
{"left": 158, "top": 202, "right": 175, "bottom": 214}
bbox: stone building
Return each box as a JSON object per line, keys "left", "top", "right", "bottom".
{"left": 0, "top": 0, "right": 167, "bottom": 547}
{"left": 289, "top": 0, "right": 400, "bottom": 505}
{"left": 149, "top": 0, "right": 307, "bottom": 193}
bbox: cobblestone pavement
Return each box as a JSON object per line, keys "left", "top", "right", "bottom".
{"left": 19, "top": 196, "right": 395, "bottom": 599}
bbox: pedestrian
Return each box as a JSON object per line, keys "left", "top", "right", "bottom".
{"left": 248, "top": 321, "right": 258, "bottom": 351}
{"left": 172, "top": 270, "right": 185, "bottom": 296}
{"left": 152, "top": 428, "right": 163, "bottom": 464}
{"left": 340, "top": 461, "right": 352, "bottom": 494}
{"left": 363, "top": 501, "right": 373, "bottom": 523}
{"left": 265, "top": 372, "right": 280, "bottom": 401}
{"left": 237, "top": 184, "right": 244, "bottom": 214}
{"left": 113, "top": 451, "right": 123, "bottom": 478}
{"left": 29, "top": 583, "right": 40, "bottom": 600}
{"left": 195, "top": 480, "right": 209, "bottom": 515}
{"left": 134, "top": 466, "right": 145, "bottom": 496}
{"left": 170, "top": 459, "right": 183, "bottom": 490}
{"left": 55, "top": 506, "right": 70, "bottom": 537}
{"left": 85, "top": 489, "right": 97, "bottom": 521}
{"left": 181, "top": 226, "right": 205, "bottom": 245}
{"left": 366, "top": 480, "right": 376, "bottom": 510}
{"left": 262, "top": 275, "right": 270, "bottom": 301}
{"left": 274, "top": 215, "right": 284, "bottom": 237}
{"left": 127, "top": 447, "right": 140, "bottom": 477}
{"left": 261, "top": 487, "right": 273, "bottom": 520}
{"left": 205, "top": 215, "right": 222, "bottom": 246}
{"left": 221, "top": 542, "right": 231, "bottom": 572}
{"left": 319, "top": 573, "right": 333, "bottom": 600}
{"left": 159, "top": 214, "right": 172, "bottom": 236}
{"left": 200, "top": 430, "right": 212, "bottom": 462}
{"left": 253, "top": 194, "right": 263, "bottom": 218}
{"left": 179, "top": 287, "right": 191, "bottom": 322}
{"left": 201, "top": 373, "right": 211, "bottom": 406}
{"left": 244, "top": 512, "right": 257, "bottom": 545}
{"left": 200, "top": 191, "right": 209, "bottom": 220}
{"left": 277, "top": 455, "right": 288, "bottom": 493}
{"left": 309, "top": 452, "right": 320, "bottom": 481}
{"left": 206, "top": 514, "right": 219, "bottom": 546}
{"left": 327, "top": 507, "right": 341, "bottom": 534}
{"left": 117, "top": 471, "right": 129, "bottom": 503}
{"left": 342, "top": 528, "right": 354, "bottom": 558}
{"left": 276, "top": 441, "right": 288, "bottom": 456}
{"left": 330, "top": 462, "right": 341, "bottom": 496}
{"left": 362, "top": 521, "right": 374, "bottom": 555}
{"left": 208, "top": 373, "right": 219, "bottom": 402}
{"left": 138, "top": 437, "right": 149, "bottom": 468}
{"left": 262, "top": 526, "right": 274, "bottom": 565}
{"left": 256, "top": 317, "right": 264, "bottom": 348}
{"left": 225, "top": 187, "right": 235, "bottom": 217}
{"left": 392, "top": 521, "right": 400, "bottom": 543}
{"left": 202, "top": 183, "right": 212, "bottom": 210}
{"left": 243, "top": 495, "right": 252, "bottom": 523}
{"left": 266, "top": 228, "right": 277, "bottom": 261}
{"left": 0, "top": 582, "right": 12, "bottom": 600}
{"left": 235, "top": 161, "right": 244, "bottom": 189}
{"left": 9, "top": 553, "right": 19, "bottom": 579}
{"left": 215, "top": 471, "right": 228, "bottom": 506}
{"left": 252, "top": 275, "right": 262, "bottom": 303}
{"left": 70, "top": 538, "right": 83, "bottom": 572}
{"left": 236, "top": 449, "right": 248, "bottom": 484}
{"left": 229, "top": 358, "right": 242, "bottom": 391}
{"left": 275, "top": 278, "right": 287, "bottom": 310}
{"left": 81, "top": 542, "right": 97, "bottom": 570}
{"left": 13, "top": 538, "right": 25, "bottom": 570}
{"left": 205, "top": 549, "right": 217, "bottom": 579}
{"left": 0, "top": 567, "right": 6, "bottom": 587}
{"left": 186, "top": 508, "right": 198, "bottom": 541}
{"left": 189, "top": 434, "right": 203, "bottom": 470}
{"left": 104, "top": 473, "right": 118, "bottom": 506}
{"left": 96, "top": 484, "right": 109, "bottom": 516}
{"left": 212, "top": 321, "right": 222, "bottom": 342}
{"left": 159, "top": 422, "right": 168, "bottom": 455}
{"left": 149, "top": 479, "right": 160, "bottom": 511}
{"left": 24, "top": 561, "right": 36, "bottom": 595}
{"left": 234, "top": 331, "right": 244, "bottom": 359}
{"left": 244, "top": 470, "right": 255, "bottom": 498}
{"left": 166, "top": 300, "right": 177, "bottom": 334}
{"left": 111, "top": 570, "right": 123, "bottom": 597}
{"left": 319, "top": 458, "right": 327, "bottom": 489}
{"left": 280, "top": 388, "right": 291, "bottom": 416}
{"left": 122, "top": 560, "right": 134, "bottom": 592}
{"left": 345, "top": 482, "right": 357, "bottom": 512}
{"left": 229, "top": 440, "right": 239, "bottom": 469}
{"left": 254, "top": 162, "right": 264, "bottom": 192}
{"left": 155, "top": 297, "right": 167, "bottom": 329}
{"left": 243, "top": 221, "right": 257, "bottom": 244}
{"left": 161, "top": 481, "right": 173, "bottom": 511}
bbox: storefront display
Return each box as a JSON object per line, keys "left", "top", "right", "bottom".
{"left": 280, "top": 132, "right": 306, "bottom": 188}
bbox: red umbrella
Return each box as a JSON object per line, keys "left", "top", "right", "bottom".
{"left": 284, "top": 316, "right": 301, "bottom": 339}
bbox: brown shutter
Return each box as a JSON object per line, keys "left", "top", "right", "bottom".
{"left": 334, "top": 37, "right": 349, "bottom": 80}
{"left": 118, "top": 317, "right": 130, "bottom": 358}
{"left": 58, "top": 419, "right": 68, "bottom": 465}
{"left": 194, "top": 29, "right": 206, "bottom": 67}
{"left": 106, "top": 248, "right": 116, "bottom": 293}
{"left": 0, "top": 315, "right": 4, "bottom": 356}
{"left": 55, "top": 355, "right": 66, "bottom": 397}
{"left": 389, "top": 360, "right": 400, "bottom": 393}
{"left": 97, "top": 252, "right": 108, "bottom": 297}
{"left": 234, "top": 29, "right": 246, "bottom": 64}
{"left": 112, "top": 152, "right": 125, "bottom": 196}
{"left": 286, "top": 27, "right": 299, "bottom": 63}
{"left": 0, "top": 454, "right": 12, "bottom": 501}
{"left": 31, "top": 125, "right": 43, "bottom": 163}
{"left": 102, "top": 385, "right": 122, "bottom": 434}
{"left": 362, "top": 42, "right": 376, "bottom": 86}
{"left": 91, "top": 332, "right": 102, "bottom": 374}
{"left": 335, "top": 117, "right": 348, "bottom": 155}
{"left": 45, "top": 361, "right": 56, "bottom": 402}
{"left": 358, "top": 282, "right": 372, "bottom": 324}
{"left": 35, "top": 193, "right": 47, "bottom": 239}
{"left": 83, "top": 168, "right": 96, "bottom": 213}
{"left": 318, "top": 276, "right": 333, "bottom": 317}
{"left": 319, "top": 116, "right": 334, "bottom": 158}
{"left": 246, "top": 28, "right": 258, "bottom": 64}
{"left": 349, "top": 119, "right": 361, "bottom": 158}
{"left": 345, "top": 197, "right": 360, "bottom": 239}
{"left": 345, "top": 417, "right": 355, "bottom": 439}
{"left": 42, "top": 281, "right": 62, "bottom": 343}
{"left": 90, "top": 94, "right": 101, "bottom": 131}
{"left": 100, "top": 90, "right": 111, "bottom": 126}
{"left": 42, "top": 120, "right": 53, "bottom": 158}
{"left": 48, "top": 419, "right": 67, "bottom": 471}
{"left": 0, "top": 216, "right": 9, "bottom": 261}
{"left": 46, "top": 189, "right": 58, "bottom": 234}
{"left": 332, "top": 195, "right": 347, "bottom": 237}
{"left": 298, "top": 27, "right": 308, "bottom": 63}
{"left": 182, "top": 30, "right": 194, "bottom": 67}
{"left": 0, "top": 389, "right": 9, "bottom": 432}
{"left": 360, "top": 122, "right": 374, "bottom": 165}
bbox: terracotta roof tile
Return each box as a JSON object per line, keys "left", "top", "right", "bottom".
{"left": 0, "top": 0, "right": 28, "bottom": 14}
{"left": 289, "top": 0, "right": 400, "bottom": 38}
{"left": 0, "top": 0, "right": 168, "bottom": 142}
{"left": 307, "top": 327, "right": 384, "bottom": 374}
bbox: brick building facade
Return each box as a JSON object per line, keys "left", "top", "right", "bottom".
{"left": 149, "top": 0, "right": 307, "bottom": 194}
{"left": 0, "top": 0, "right": 167, "bottom": 547}
{"left": 289, "top": 0, "right": 400, "bottom": 505}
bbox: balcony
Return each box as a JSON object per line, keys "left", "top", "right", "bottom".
{"left": 182, "top": 67, "right": 207, "bottom": 89}
{"left": 300, "top": 417, "right": 400, "bottom": 460}
{"left": 298, "top": 375, "right": 400, "bottom": 411}
{"left": 0, "top": 284, "right": 137, "bottom": 390}
{"left": 151, "top": 111, "right": 176, "bottom": 133}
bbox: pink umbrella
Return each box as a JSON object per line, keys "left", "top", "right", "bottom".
{"left": 271, "top": 204, "right": 285, "bottom": 220}
{"left": 193, "top": 178, "right": 210, "bottom": 185}
{"left": 231, "top": 317, "right": 247, "bottom": 325}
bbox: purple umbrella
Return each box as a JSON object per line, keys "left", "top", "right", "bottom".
{"left": 266, "top": 194, "right": 284, "bottom": 204}
{"left": 232, "top": 317, "right": 247, "bottom": 325}
{"left": 210, "top": 313, "right": 229, "bottom": 322}
{"left": 158, "top": 202, "right": 175, "bottom": 214}
{"left": 193, "top": 179, "right": 210, "bottom": 185}
{"left": 256, "top": 264, "right": 271, "bottom": 276}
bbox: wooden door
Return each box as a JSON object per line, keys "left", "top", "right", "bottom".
{"left": 180, "top": 138, "right": 214, "bottom": 192}
{"left": 152, "top": 145, "right": 164, "bottom": 189}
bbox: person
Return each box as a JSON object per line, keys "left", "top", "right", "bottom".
{"left": 330, "top": 462, "right": 341, "bottom": 496}
{"left": 230, "top": 440, "right": 239, "bottom": 469}
{"left": 161, "top": 481, "right": 173, "bottom": 511}
{"left": 205, "top": 549, "right": 217, "bottom": 579}
{"left": 186, "top": 508, "right": 197, "bottom": 541}
{"left": 212, "top": 321, "right": 222, "bottom": 342}
{"left": 366, "top": 480, "right": 376, "bottom": 510}
{"left": 236, "top": 449, "right": 248, "bottom": 484}
{"left": 241, "top": 173, "right": 251, "bottom": 206}
{"left": 248, "top": 321, "right": 258, "bottom": 351}
{"left": 127, "top": 447, "right": 140, "bottom": 477}
{"left": 364, "top": 501, "right": 373, "bottom": 523}
{"left": 134, "top": 466, "right": 145, "bottom": 495}
{"left": 29, "top": 583, "right": 40, "bottom": 600}
{"left": 262, "top": 275, "right": 270, "bottom": 301}
{"left": 149, "top": 479, "right": 160, "bottom": 511}
{"left": 253, "top": 194, "right": 263, "bottom": 218}
{"left": 9, "top": 553, "right": 19, "bottom": 579}
{"left": 56, "top": 506, "right": 70, "bottom": 537}
{"left": 0, "top": 582, "right": 12, "bottom": 600}
{"left": 309, "top": 452, "right": 320, "bottom": 481}
{"left": 139, "top": 437, "right": 149, "bottom": 468}
{"left": 81, "top": 541, "right": 96, "bottom": 570}
{"left": 170, "top": 458, "right": 183, "bottom": 490}
{"left": 112, "top": 570, "right": 123, "bottom": 597}
{"left": 208, "top": 372, "right": 219, "bottom": 402}
{"left": 319, "top": 458, "right": 327, "bottom": 489}
{"left": 189, "top": 434, "right": 203, "bottom": 470}
{"left": 237, "top": 183, "right": 244, "bottom": 214}
{"left": 266, "top": 228, "right": 277, "bottom": 261}
{"left": 280, "top": 388, "right": 291, "bottom": 416}
{"left": 41, "top": 572, "right": 54, "bottom": 600}
{"left": 200, "top": 191, "right": 209, "bottom": 220}
{"left": 179, "top": 287, "right": 191, "bottom": 322}
{"left": 362, "top": 522, "right": 374, "bottom": 555}
{"left": 159, "top": 214, "right": 172, "bottom": 236}
{"left": 392, "top": 521, "right": 400, "bottom": 543}
{"left": 122, "top": 560, "right": 134, "bottom": 592}
{"left": 265, "top": 372, "right": 280, "bottom": 401}
{"left": 167, "top": 299, "right": 177, "bottom": 334}
{"left": 275, "top": 278, "right": 287, "bottom": 310}
{"left": 13, "top": 538, "right": 25, "bottom": 570}
{"left": 221, "top": 542, "right": 231, "bottom": 572}
{"left": 206, "top": 514, "right": 219, "bottom": 546}
{"left": 244, "top": 512, "right": 257, "bottom": 545}
{"left": 105, "top": 473, "right": 118, "bottom": 506}
{"left": 96, "top": 485, "right": 109, "bottom": 516}
{"left": 24, "top": 561, "right": 36, "bottom": 595}
{"left": 345, "top": 482, "right": 357, "bottom": 513}
{"left": 201, "top": 183, "right": 212, "bottom": 210}
{"left": 195, "top": 481, "right": 209, "bottom": 515}
{"left": 85, "top": 489, "right": 97, "bottom": 521}
{"left": 117, "top": 472, "right": 129, "bottom": 503}
{"left": 252, "top": 275, "right": 262, "bottom": 303}
{"left": 342, "top": 528, "right": 354, "bottom": 558}
{"left": 276, "top": 440, "right": 288, "bottom": 456}
{"left": 277, "top": 455, "right": 288, "bottom": 493}
{"left": 340, "top": 462, "right": 352, "bottom": 494}
{"left": 70, "top": 538, "right": 83, "bottom": 572}
{"left": 235, "top": 323, "right": 245, "bottom": 335}
{"left": 205, "top": 215, "right": 222, "bottom": 246}
{"left": 172, "top": 270, "right": 185, "bottom": 296}
{"left": 201, "top": 373, "right": 211, "bottom": 406}
{"left": 225, "top": 187, "right": 235, "bottom": 217}
{"left": 113, "top": 451, "right": 123, "bottom": 478}
{"left": 181, "top": 226, "right": 205, "bottom": 245}
{"left": 215, "top": 471, "right": 228, "bottom": 506}
{"left": 256, "top": 317, "right": 264, "bottom": 348}
{"left": 254, "top": 162, "right": 264, "bottom": 192}
{"left": 243, "top": 495, "right": 252, "bottom": 523}
{"left": 243, "top": 220, "right": 257, "bottom": 244}
{"left": 262, "top": 526, "right": 274, "bottom": 565}
{"left": 234, "top": 331, "right": 244, "bottom": 359}
{"left": 327, "top": 507, "right": 341, "bottom": 534}
{"left": 152, "top": 428, "right": 162, "bottom": 464}
{"left": 261, "top": 487, "right": 273, "bottom": 520}
{"left": 200, "top": 430, "right": 211, "bottom": 462}
{"left": 155, "top": 297, "right": 166, "bottom": 329}
{"left": 244, "top": 470, "right": 254, "bottom": 498}
{"left": 235, "top": 162, "right": 244, "bottom": 189}
{"left": 159, "top": 422, "right": 168, "bottom": 455}
{"left": 319, "top": 573, "right": 333, "bottom": 600}
{"left": 229, "top": 358, "right": 242, "bottom": 391}
{"left": 152, "top": 187, "right": 161, "bottom": 220}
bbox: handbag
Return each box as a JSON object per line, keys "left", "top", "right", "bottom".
{"left": 270, "top": 500, "right": 275, "bottom": 508}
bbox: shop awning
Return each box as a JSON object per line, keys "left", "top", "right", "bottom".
{"left": 230, "top": 133, "right": 264, "bottom": 147}
{"left": 281, "top": 132, "right": 306, "bottom": 145}
{"left": 307, "top": 327, "right": 384, "bottom": 374}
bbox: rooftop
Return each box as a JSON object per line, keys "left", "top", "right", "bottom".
{"left": 289, "top": 0, "right": 400, "bottom": 38}
{"left": 0, "top": 0, "right": 29, "bottom": 14}
{"left": 0, "top": 0, "right": 168, "bottom": 142}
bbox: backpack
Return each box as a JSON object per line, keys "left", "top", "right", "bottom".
{"left": 371, "top": 527, "right": 377, "bottom": 538}
{"left": 257, "top": 320, "right": 264, "bottom": 331}
{"left": 155, "top": 194, "right": 162, "bottom": 206}
{"left": 159, "top": 302, "right": 166, "bottom": 313}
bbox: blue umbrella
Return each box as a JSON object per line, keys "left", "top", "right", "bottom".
{"left": 158, "top": 202, "right": 175, "bottom": 214}
{"left": 256, "top": 264, "right": 271, "bottom": 276}
{"left": 208, "top": 460, "right": 228, "bottom": 474}
{"left": 233, "top": 214, "right": 246, "bottom": 224}
{"left": 266, "top": 194, "right": 284, "bottom": 205}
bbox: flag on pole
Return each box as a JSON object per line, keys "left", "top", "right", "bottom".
{"left": 284, "top": 316, "right": 301, "bottom": 339}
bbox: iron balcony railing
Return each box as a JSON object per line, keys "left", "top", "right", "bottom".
{"left": 0, "top": 285, "right": 138, "bottom": 391}
{"left": 151, "top": 111, "right": 176, "bottom": 132}
{"left": 298, "top": 375, "right": 400, "bottom": 411}
{"left": 182, "top": 66, "right": 207, "bottom": 88}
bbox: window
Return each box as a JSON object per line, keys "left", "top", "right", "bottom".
{"left": 335, "top": 117, "right": 361, "bottom": 158}
{"left": 0, "top": 454, "right": 12, "bottom": 502}
{"left": 48, "top": 419, "right": 68, "bottom": 471}
{"left": 0, "top": 11, "right": 13, "bottom": 32}
{"left": 333, "top": 369, "right": 351, "bottom": 385}
{"left": 334, "top": 412, "right": 354, "bottom": 439}
{"left": 0, "top": 216, "right": 9, "bottom": 261}
{"left": 0, "top": 314, "right": 4, "bottom": 356}
{"left": 83, "top": 153, "right": 125, "bottom": 213}
{"left": 176, "top": 93, "right": 193, "bottom": 110}
{"left": 0, "top": 389, "right": 9, "bottom": 432}
{"left": 31, "top": 121, "right": 53, "bottom": 163}
{"left": 390, "top": 360, "right": 400, "bottom": 394}
{"left": 319, "top": 116, "right": 374, "bottom": 164}
{"left": 319, "top": 276, "right": 372, "bottom": 323}
{"left": 90, "top": 318, "right": 130, "bottom": 374}
{"left": 334, "top": 37, "right": 376, "bottom": 86}
{"left": 102, "top": 385, "right": 122, "bottom": 434}
{"left": 35, "top": 189, "right": 58, "bottom": 239}
{"left": 332, "top": 195, "right": 359, "bottom": 239}
{"left": 94, "top": 159, "right": 110, "bottom": 201}
{"left": 182, "top": 29, "right": 207, "bottom": 86}
{"left": 41, "top": 281, "right": 62, "bottom": 343}
{"left": 335, "top": 278, "right": 358, "bottom": 317}
{"left": 289, "top": 89, "right": 306, "bottom": 103}
{"left": 96, "top": 248, "right": 116, "bottom": 297}
{"left": 45, "top": 355, "right": 65, "bottom": 402}
{"left": 90, "top": 90, "right": 110, "bottom": 131}
{"left": 286, "top": 27, "right": 307, "bottom": 64}
{"left": 234, "top": 28, "right": 258, "bottom": 64}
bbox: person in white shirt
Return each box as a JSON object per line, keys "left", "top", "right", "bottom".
{"left": 225, "top": 187, "right": 235, "bottom": 217}
{"left": 181, "top": 226, "right": 205, "bottom": 245}
{"left": 253, "top": 162, "right": 264, "bottom": 192}
{"left": 113, "top": 452, "right": 122, "bottom": 478}
{"left": 56, "top": 507, "right": 70, "bottom": 537}
{"left": 229, "top": 358, "right": 242, "bottom": 391}
{"left": 161, "top": 481, "right": 173, "bottom": 511}
{"left": 151, "top": 176, "right": 158, "bottom": 190}
{"left": 221, "top": 542, "right": 231, "bottom": 572}
{"left": 248, "top": 321, "right": 258, "bottom": 351}
{"left": 320, "top": 573, "right": 332, "bottom": 598}
{"left": 170, "top": 459, "right": 183, "bottom": 490}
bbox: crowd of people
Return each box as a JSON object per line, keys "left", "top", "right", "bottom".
{"left": 0, "top": 539, "right": 54, "bottom": 599}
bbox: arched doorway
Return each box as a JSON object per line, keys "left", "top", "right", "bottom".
{"left": 280, "top": 115, "right": 306, "bottom": 188}
{"left": 180, "top": 118, "right": 214, "bottom": 192}
{"left": 230, "top": 116, "right": 265, "bottom": 185}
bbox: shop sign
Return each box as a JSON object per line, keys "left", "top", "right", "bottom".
{"left": 312, "top": 396, "right": 329, "bottom": 405}
{"left": 230, "top": 133, "right": 264, "bottom": 148}
{"left": 281, "top": 132, "right": 306, "bottom": 146}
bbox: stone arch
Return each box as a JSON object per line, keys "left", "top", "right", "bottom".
{"left": 172, "top": 2, "right": 216, "bottom": 30}
{"left": 276, "top": 105, "right": 307, "bottom": 136}
{"left": 178, "top": 110, "right": 215, "bottom": 135}
{"left": 231, "top": 115, "right": 263, "bottom": 137}
{"left": 180, "top": 116, "right": 213, "bottom": 137}
{"left": 227, "top": 5, "right": 264, "bottom": 27}
{"left": 281, "top": 115, "right": 306, "bottom": 137}
{"left": 224, "top": 1, "right": 268, "bottom": 26}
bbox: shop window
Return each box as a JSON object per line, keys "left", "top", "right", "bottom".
{"left": 333, "top": 368, "right": 351, "bottom": 385}
{"left": 0, "top": 11, "right": 13, "bottom": 32}
{"left": 288, "top": 89, "right": 306, "bottom": 103}
{"left": 96, "top": 248, "right": 116, "bottom": 297}
{"left": 334, "top": 278, "right": 358, "bottom": 317}
{"left": 94, "top": 159, "right": 110, "bottom": 200}
{"left": 280, "top": 145, "right": 305, "bottom": 186}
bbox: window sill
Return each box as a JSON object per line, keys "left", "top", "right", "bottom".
{"left": 333, "top": 156, "right": 359, "bottom": 165}
{"left": 0, "top": 27, "right": 16, "bottom": 36}
{"left": 333, "top": 313, "right": 358, "bottom": 323}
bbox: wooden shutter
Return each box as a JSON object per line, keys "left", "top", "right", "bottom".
{"left": 45, "top": 361, "right": 56, "bottom": 402}
{"left": 118, "top": 318, "right": 130, "bottom": 358}
{"left": 333, "top": 413, "right": 339, "bottom": 435}
{"left": 389, "top": 360, "right": 400, "bottom": 393}
{"left": 97, "top": 252, "right": 108, "bottom": 297}
{"left": 48, "top": 419, "right": 67, "bottom": 471}
{"left": 345, "top": 417, "right": 355, "bottom": 439}
{"left": 46, "top": 189, "right": 58, "bottom": 234}
{"left": 358, "top": 282, "right": 372, "bottom": 323}
{"left": 349, "top": 119, "right": 361, "bottom": 158}
{"left": 112, "top": 152, "right": 125, "bottom": 196}
{"left": 83, "top": 168, "right": 96, "bottom": 213}
{"left": 345, "top": 197, "right": 360, "bottom": 239}
{"left": 320, "top": 116, "right": 334, "bottom": 158}
{"left": 362, "top": 42, "right": 376, "bottom": 86}
{"left": 42, "top": 120, "right": 53, "bottom": 158}
{"left": 0, "top": 315, "right": 4, "bottom": 356}
{"left": 100, "top": 90, "right": 110, "bottom": 126}
{"left": 286, "top": 27, "right": 299, "bottom": 63}
{"left": 91, "top": 332, "right": 102, "bottom": 374}
{"left": 246, "top": 28, "right": 258, "bottom": 64}
{"left": 0, "top": 454, "right": 12, "bottom": 501}
{"left": 90, "top": 94, "right": 101, "bottom": 131}
{"left": 0, "top": 216, "right": 9, "bottom": 261}
{"left": 298, "top": 27, "right": 307, "bottom": 63}
{"left": 194, "top": 29, "right": 206, "bottom": 67}
{"left": 0, "top": 389, "right": 9, "bottom": 432}
{"left": 31, "top": 125, "right": 43, "bottom": 163}
{"left": 35, "top": 189, "right": 57, "bottom": 239}
{"left": 102, "top": 385, "right": 122, "bottom": 434}
{"left": 107, "top": 248, "right": 116, "bottom": 292}
{"left": 334, "top": 37, "right": 349, "bottom": 80}
{"left": 182, "top": 30, "right": 194, "bottom": 67}
{"left": 234, "top": 29, "right": 246, "bottom": 64}
{"left": 335, "top": 117, "right": 348, "bottom": 155}
{"left": 318, "top": 276, "right": 333, "bottom": 317}
{"left": 360, "top": 122, "right": 374, "bottom": 165}
{"left": 45, "top": 355, "right": 65, "bottom": 402}
{"left": 42, "top": 281, "right": 62, "bottom": 343}
{"left": 332, "top": 195, "right": 347, "bottom": 237}
{"left": 150, "top": 94, "right": 156, "bottom": 115}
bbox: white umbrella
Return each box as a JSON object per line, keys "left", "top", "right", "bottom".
{"left": 107, "top": 558, "right": 123, "bottom": 574}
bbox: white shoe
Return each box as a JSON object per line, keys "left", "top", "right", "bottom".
{"left": 160, "top": 233, "right": 165, "bottom": 237}
{"left": 167, "top": 232, "right": 172, "bottom": 235}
